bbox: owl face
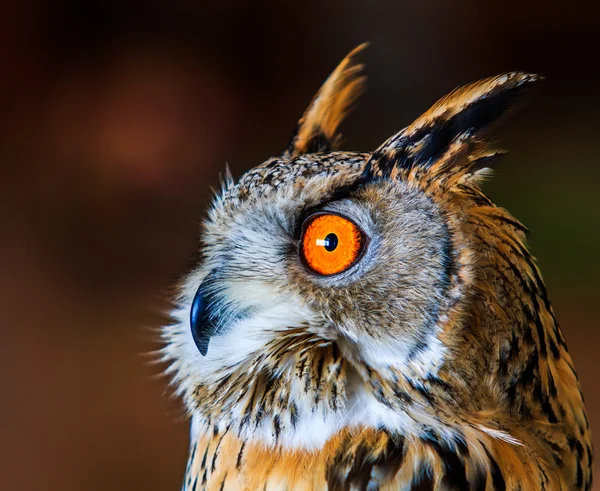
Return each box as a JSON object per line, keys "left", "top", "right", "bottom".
{"left": 190, "top": 152, "right": 451, "bottom": 368}
{"left": 168, "top": 155, "right": 457, "bottom": 449}
{"left": 164, "top": 45, "right": 540, "bottom": 449}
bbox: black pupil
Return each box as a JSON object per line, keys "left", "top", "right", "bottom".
{"left": 324, "top": 233, "right": 338, "bottom": 252}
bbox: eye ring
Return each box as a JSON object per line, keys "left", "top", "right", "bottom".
{"left": 299, "top": 212, "right": 369, "bottom": 276}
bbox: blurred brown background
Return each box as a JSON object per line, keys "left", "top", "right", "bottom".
{"left": 0, "top": 1, "right": 598, "bottom": 489}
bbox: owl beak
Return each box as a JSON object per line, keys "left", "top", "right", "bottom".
{"left": 190, "top": 277, "right": 220, "bottom": 356}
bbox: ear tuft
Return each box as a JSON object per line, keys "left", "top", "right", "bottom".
{"left": 285, "top": 44, "right": 368, "bottom": 157}
{"left": 364, "top": 72, "right": 541, "bottom": 180}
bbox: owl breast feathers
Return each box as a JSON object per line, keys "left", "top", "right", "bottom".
{"left": 162, "top": 45, "right": 593, "bottom": 490}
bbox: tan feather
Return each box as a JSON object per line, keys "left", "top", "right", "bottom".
{"left": 286, "top": 43, "right": 367, "bottom": 156}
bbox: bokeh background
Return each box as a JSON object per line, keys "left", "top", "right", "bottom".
{"left": 1, "top": 1, "right": 598, "bottom": 489}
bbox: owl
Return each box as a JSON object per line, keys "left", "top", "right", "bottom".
{"left": 163, "top": 45, "right": 593, "bottom": 490}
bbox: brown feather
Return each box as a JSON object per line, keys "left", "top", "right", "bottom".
{"left": 286, "top": 43, "right": 367, "bottom": 157}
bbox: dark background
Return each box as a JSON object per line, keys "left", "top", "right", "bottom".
{"left": 1, "top": 1, "right": 598, "bottom": 489}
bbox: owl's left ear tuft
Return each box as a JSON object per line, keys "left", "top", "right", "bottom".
{"left": 285, "top": 44, "right": 368, "bottom": 157}
{"left": 364, "top": 72, "right": 541, "bottom": 180}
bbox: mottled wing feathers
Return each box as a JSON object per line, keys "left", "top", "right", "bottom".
{"left": 364, "top": 72, "right": 541, "bottom": 179}
{"left": 285, "top": 44, "right": 367, "bottom": 157}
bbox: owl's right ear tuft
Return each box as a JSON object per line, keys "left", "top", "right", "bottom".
{"left": 284, "top": 44, "right": 368, "bottom": 158}
{"left": 363, "top": 72, "right": 541, "bottom": 181}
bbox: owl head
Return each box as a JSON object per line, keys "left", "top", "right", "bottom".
{"left": 164, "top": 45, "right": 541, "bottom": 449}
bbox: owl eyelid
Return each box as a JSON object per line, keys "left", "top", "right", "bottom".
{"left": 294, "top": 179, "right": 365, "bottom": 232}
{"left": 299, "top": 210, "right": 363, "bottom": 238}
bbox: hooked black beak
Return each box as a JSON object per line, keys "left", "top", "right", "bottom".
{"left": 190, "top": 276, "right": 219, "bottom": 356}
{"left": 190, "top": 271, "right": 248, "bottom": 356}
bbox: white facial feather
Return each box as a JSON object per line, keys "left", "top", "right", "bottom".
{"left": 166, "top": 283, "right": 451, "bottom": 450}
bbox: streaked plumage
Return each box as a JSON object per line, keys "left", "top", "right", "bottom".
{"left": 162, "top": 45, "right": 592, "bottom": 490}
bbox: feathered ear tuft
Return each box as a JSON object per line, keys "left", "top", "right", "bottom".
{"left": 285, "top": 44, "right": 368, "bottom": 157}
{"left": 363, "top": 72, "right": 541, "bottom": 180}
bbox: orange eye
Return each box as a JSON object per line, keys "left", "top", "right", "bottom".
{"left": 300, "top": 213, "right": 366, "bottom": 276}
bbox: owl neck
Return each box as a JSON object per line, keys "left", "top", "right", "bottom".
{"left": 460, "top": 202, "right": 587, "bottom": 430}
{"left": 435, "top": 196, "right": 593, "bottom": 489}
{"left": 187, "top": 336, "right": 481, "bottom": 453}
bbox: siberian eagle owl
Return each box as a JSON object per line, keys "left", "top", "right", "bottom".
{"left": 162, "top": 45, "right": 592, "bottom": 490}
